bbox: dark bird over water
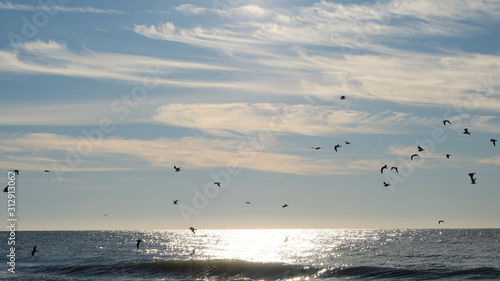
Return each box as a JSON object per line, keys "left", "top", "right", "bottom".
{"left": 443, "top": 120, "right": 451, "bottom": 126}
{"left": 438, "top": 220, "right": 445, "bottom": 224}
{"left": 463, "top": 128, "right": 470, "bottom": 135}
{"left": 417, "top": 146, "right": 425, "bottom": 152}
{"left": 214, "top": 182, "right": 221, "bottom": 187}
{"left": 381, "top": 165, "right": 388, "bottom": 174}
{"left": 446, "top": 154, "right": 451, "bottom": 159}
{"left": 468, "top": 173, "right": 477, "bottom": 184}
{"left": 491, "top": 139, "right": 497, "bottom": 146}
{"left": 3, "top": 186, "right": 8, "bottom": 193}
{"left": 340, "top": 95, "right": 346, "bottom": 100}
{"left": 31, "top": 245, "right": 37, "bottom": 256}
{"left": 391, "top": 167, "right": 399, "bottom": 173}
{"left": 383, "top": 182, "right": 391, "bottom": 187}
{"left": 174, "top": 166, "right": 181, "bottom": 172}
{"left": 14, "top": 170, "right": 19, "bottom": 175}
{"left": 189, "top": 227, "right": 196, "bottom": 234}
{"left": 136, "top": 239, "right": 142, "bottom": 249}
{"left": 334, "top": 144, "right": 341, "bottom": 152}
{"left": 173, "top": 200, "right": 179, "bottom": 205}
{"left": 410, "top": 154, "right": 419, "bottom": 161}
{"left": 282, "top": 204, "right": 289, "bottom": 208}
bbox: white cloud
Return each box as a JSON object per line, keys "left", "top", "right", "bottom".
{"left": 0, "top": 1, "right": 124, "bottom": 14}
{"left": 174, "top": 4, "right": 207, "bottom": 15}
{"left": 475, "top": 156, "right": 500, "bottom": 166}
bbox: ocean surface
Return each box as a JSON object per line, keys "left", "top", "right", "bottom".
{"left": 1, "top": 229, "right": 499, "bottom": 280}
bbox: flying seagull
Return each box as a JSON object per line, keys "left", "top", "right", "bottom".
{"left": 443, "top": 120, "right": 451, "bottom": 126}
{"left": 282, "top": 204, "right": 289, "bottom": 208}
{"left": 14, "top": 170, "right": 19, "bottom": 175}
{"left": 311, "top": 146, "right": 321, "bottom": 150}
{"left": 345, "top": 141, "right": 350, "bottom": 145}
{"left": 410, "top": 154, "right": 419, "bottom": 161}
{"left": 463, "top": 128, "right": 470, "bottom": 135}
{"left": 417, "top": 146, "right": 425, "bottom": 152}
{"left": 136, "top": 239, "right": 142, "bottom": 249}
{"left": 383, "top": 182, "right": 391, "bottom": 187}
{"left": 391, "top": 167, "right": 399, "bottom": 173}
{"left": 190, "top": 248, "right": 196, "bottom": 256}
{"left": 174, "top": 166, "right": 181, "bottom": 172}
{"left": 214, "top": 182, "right": 221, "bottom": 187}
{"left": 468, "top": 173, "right": 477, "bottom": 184}
{"left": 380, "top": 165, "right": 388, "bottom": 174}
{"left": 340, "top": 95, "right": 346, "bottom": 100}
{"left": 44, "top": 170, "right": 50, "bottom": 172}
{"left": 103, "top": 213, "right": 108, "bottom": 216}
{"left": 3, "top": 186, "right": 8, "bottom": 193}
{"left": 245, "top": 201, "right": 251, "bottom": 204}
{"left": 446, "top": 154, "right": 451, "bottom": 159}
{"left": 173, "top": 200, "right": 179, "bottom": 205}
{"left": 31, "top": 245, "right": 37, "bottom": 256}
{"left": 438, "top": 220, "right": 445, "bottom": 224}
{"left": 334, "top": 144, "right": 341, "bottom": 152}
{"left": 189, "top": 227, "right": 196, "bottom": 234}
{"left": 491, "top": 139, "right": 497, "bottom": 146}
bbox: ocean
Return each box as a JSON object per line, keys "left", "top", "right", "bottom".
{"left": 1, "top": 229, "right": 499, "bottom": 280}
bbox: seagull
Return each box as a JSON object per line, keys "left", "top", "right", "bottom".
{"left": 463, "top": 128, "right": 470, "bottom": 135}
{"left": 410, "top": 154, "right": 419, "bottom": 161}
{"left": 190, "top": 248, "right": 196, "bottom": 256}
{"left": 245, "top": 201, "right": 251, "bottom": 204}
{"left": 103, "top": 213, "right": 108, "bottom": 216}
{"left": 189, "top": 227, "right": 196, "bottom": 234}
{"left": 383, "top": 182, "right": 391, "bottom": 187}
{"left": 214, "top": 182, "right": 221, "bottom": 187}
{"left": 173, "top": 200, "right": 179, "bottom": 205}
{"left": 468, "top": 173, "right": 477, "bottom": 184}
{"left": 14, "top": 170, "right": 19, "bottom": 175}
{"left": 417, "top": 146, "right": 425, "bottom": 152}
{"left": 136, "top": 239, "right": 142, "bottom": 249}
{"left": 282, "top": 204, "right": 289, "bottom": 208}
{"left": 311, "top": 146, "right": 321, "bottom": 150}
{"left": 345, "top": 141, "right": 351, "bottom": 145}
{"left": 174, "top": 166, "right": 181, "bottom": 172}
{"left": 44, "top": 170, "right": 50, "bottom": 172}
{"left": 446, "top": 154, "right": 451, "bottom": 159}
{"left": 391, "top": 167, "right": 399, "bottom": 173}
{"left": 31, "top": 245, "right": 37, "bottom": 256}
{"left": 438, "top": 220, "right": 445, "bottom": 224}
{"left": 334, "top": 144, "right": 341, "bottom": 152}
{"left": 491, "top": 139, "right": 497, "bottom": 146}
{"left": 340, "top": 95, "right": 346, "bottom": 100}
{"left": 380, "top": 165, "right": 388, "bottom": 174}
{"left": 3, "top": 186, "right": 8, "bottom": 193}
{"left": 443, "top": 120, "right": 451, "bottom": 126}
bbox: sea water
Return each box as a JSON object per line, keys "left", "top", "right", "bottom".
{"left": 1, "top": 229, "right": 499, "bottom": 280}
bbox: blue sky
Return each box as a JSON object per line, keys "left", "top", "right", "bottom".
{"left": 0, "top": 0, "right": 499, "bottom": 230}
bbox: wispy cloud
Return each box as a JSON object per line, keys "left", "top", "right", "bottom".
{"left": 475, "top": 156, "right": 500, "bottom": 166}
{"left": 0, "top": 2, "right": 124, "bottom": 14}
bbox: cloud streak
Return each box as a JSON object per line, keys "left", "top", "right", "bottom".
{"left": 0, "top": 1, "right": 124, "bottom": 14}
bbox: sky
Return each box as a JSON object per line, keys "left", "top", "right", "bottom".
{"left": 0, "top": 0, "right": 499, "bottom": 230}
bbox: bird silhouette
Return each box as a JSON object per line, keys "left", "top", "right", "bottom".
{"left": 214, "top": 182, "right": 221, "bottom": 187}
{"left": 443, "top": 120, "right": 451, "bottom": 126}
{"left": 391, "top": 167, "right": 399, "bottom": 173}
{"left": 380, "top": 165, "right": 388, "bottom": 174}
{"left": 136, "top": 239, "right": 142, "bottom": 249}
{"left": 468, "top": 173, "right": 477, "bottom": 184}
{"left": 340, "top": 95, "right": 346, "bottom": 100}
{"left": 282, "top": 204, "right": 289, "bottom": 208}
{"left": 14, "top": 170, "right": 19, "bottom": 175}
{"left": 446, "top": 154, "right": 451, "bottom": 159}
{"left": 3, "top": 186, "right": 8, "bottom": 193}
{"left": 383, "top": 182, "right": 391, "bottom": 187}
{"left": 103, "top": 213, "right": 108, "bottom": 216}
{"left": 334, "top": 144, "right": 341, "bottom": 152}
{"left": 189, "top": 227, "right": 196, "bottom": 234}
{"left": 44, "top": 170, "right": 50, "bottom": 172}
{"left": 438, "top": 220, "right": 445, "bottom": 224}
{"left": 463, "top": 128, "right": 470, "bottom": 135}
{"left": 410, "top": 154, "right": 419, "bottom": 161}
{"left": 311, "top": 146, "right": 321, "bottom": 150}
{"left": 31, "top": 245, "right": 37, "bottom": 256}
{"left": 345, "top": 141, "right": 351, "bottom": 145}
{"left": 173, "top": 200, "right": 179, "bottom": 205}
{"left": 245, "top": 201, "right": 250, "bottom": 204}
{"left": 491, "top": 139, "right": 497, "bottom": 146}
{"left": 174, "top": 166, "right": 181, "bottom": 172}
{"left": 417, "top": 146, "right": 425, "bottom": 152}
